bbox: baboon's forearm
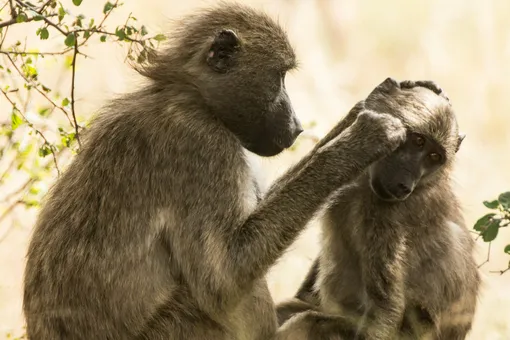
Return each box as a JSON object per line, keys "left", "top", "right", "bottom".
{"left": 264, "top": 101, "right": 365, "bottom": 197}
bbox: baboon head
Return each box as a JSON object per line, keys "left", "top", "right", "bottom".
{"left": 139, "top": 3, "right": 302, "bottom": 157}
{"left": 363, "top": 78, "right": 464, "bottom": 202}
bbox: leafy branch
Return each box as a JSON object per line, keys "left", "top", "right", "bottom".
{"left": 473, "top": 191, "right": 510, "bottom": 274}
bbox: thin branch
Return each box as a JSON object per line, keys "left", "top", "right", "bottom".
{"left": 1, "top": 178, "right": 34, "bottom": 202}
{"left": 39, "top": 0, "right": 53, "bottom": 13}
{"left": 477, "top": 242, "right": 491, "bottom": 268}
{"left": 70, "top": 41, "right": 81, "bottom": 148}
{"left": 0, "top": 88, "right": 61, "bottom": 176}
{"left": 0, "top": 49, "right": 69, "bottom": 56}
{"left": 3, "top": 53, "right": 74, "bottom": 126}
{"left": 0, "top": 13, "right": 58, "bottom": 29}
{"left": 489, "top": 267, "right": 510, "bottom": 275}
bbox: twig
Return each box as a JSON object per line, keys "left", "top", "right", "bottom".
{"left": 0, "top": 88, "right": 61, "bottom": 176}
{"left": 489, "top": 267, "right": 510, "bottom": 275}
{"left": 1, "top": 178, "right": 34, "bottom": 202}
{"left": 0, "top": 50, "right": 69, "bottom": 56}
{"left": 4, "top": 53, "right": 74, "bottom": 126}
{"left": 70, "top": 41, "right": 81, "bottom": 148}
{"left": 477, "top": 242, "right": 491, "bottom": 268}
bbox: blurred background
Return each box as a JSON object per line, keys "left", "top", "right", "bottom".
{"left": 0, "top": 0, "right": 509, "bottom": 338}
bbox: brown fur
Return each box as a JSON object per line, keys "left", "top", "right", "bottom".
{"left": 22, "top": 4, "right": 408, "bottom": 340}
{"left": 276, "top": 78, "right": 480, "bottom": 340}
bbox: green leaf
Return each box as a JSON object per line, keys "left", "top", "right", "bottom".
{"left": 38, "top": 107, "right": 51, "bottom": 116}
{"left": 33, "top": 15, "right": 44, "bottom": 21}
{"left": 16, "top": 12, "right": 28, "bottom": 23}
{"left": 62, "top": 98, "right": 70, "bottom": 106}
{"left": 89, "top": 18, "right": 95, "bottom": 28}
{"left": 153, "top": 34, "right": 166, "bottom": 42}
{"left": 73, "top": 0, "right": 83, "bottom": 6}
{"left": 38, "top": 144, "right": 52, "bottom": 157}
{"left": 504, "top": 245, "right": 510, "bottom": 255}
{"left": 482, "top": 219, "right": 500, "bottom": 242}
{"left": 100, "top": 35, "right": 107, "bottom": 42}
{"left": 41, "top": 85, "right": 51, "bottom": 93}
{"left": 22, "top": 64, "right": 38, "bottom": 79}
{"left": 64, "top": 33, "right": 76, "bottom": 47}
{"left": 474, "top": 213, "right": 496, "bottom": 232}
{"left": 141, "top": 25, "right": 148, "bottom": 36}
{"left": 39, "top": 27, "right": 49, "bottom": 40}
{"left": 498, "top": 192, "right": 510, "bottom": 210}
{"left": 11, "top": 110, "right": 23, "bottom": 130}
{"left": 483, "top": 200, "right": 500, "bottom": 209}
{"left": 26, "top": 57, "right": 33, "bottom": 64}
{"left": 84, "top": 30, "right": 91, "bottom": 39}
{"left": 115, "top": 28, "right": 126, "bottom": 41}
{"left": 103, "top": 1, "right": 114, "bottom": 14}
{"left": 58, "top": 6, "right": 66, "bottom": 22}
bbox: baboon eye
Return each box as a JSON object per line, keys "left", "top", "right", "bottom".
{"left": 429, "top": 152, "right": 442, "bottom": 162}
{"left": 413, "top": 135, "right": 425, "bottom": 147}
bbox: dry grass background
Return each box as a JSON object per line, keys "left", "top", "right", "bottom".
{"left": 1, "top": 0, "right": 509, "bottom": 338}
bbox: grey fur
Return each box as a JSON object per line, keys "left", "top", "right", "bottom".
{"left": 22, "top": 4, "right": 407, "bottom": 340}
{"left": 275, "top": 78, "right": 480, "bottom": 340}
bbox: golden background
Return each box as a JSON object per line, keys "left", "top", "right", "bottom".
{"left": 0, "top": 0, "right": 509, "bottom": 338}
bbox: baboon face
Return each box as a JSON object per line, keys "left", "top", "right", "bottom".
{"left": 368, "top": 132, "right": 448, "bottom": 201}
{"left": 201, "top": 29, "right": 302, "bottom": 157}
{"left": 364, "top": 77, "right": 465, "bottom": 202}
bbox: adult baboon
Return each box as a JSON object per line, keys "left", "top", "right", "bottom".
{"left": 276, "top": 78, "right": 480, "bottom": 340}
{"left": 22, "top": 4, "right": 412, "bottom": 340}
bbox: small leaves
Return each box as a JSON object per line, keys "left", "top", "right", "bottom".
{"left": 103, "top": 2, "right": 115, "bottom": 14}
{"left": 498, "top": 192, "right": 510, "bottom": 210}
{"left": 115, "top": 27, "right": 126, "bottom": 41}
{"left": 482, "top": 219, "right": 500, "bottom": 242}
{"left": 153, "top": 34, "right": 166, "bottom": 42}
{"left": 64, "top": 33, "right": 76, "bottom": 47}
{"left": 16, "top": 12, "right": 28, "bottom": 23}
{"left": 474, "top": 213, "right": 496, "bottom": 232}
{"left": 38, "top": 143, "right": 53, "bottom": 158}
{"left": 11, "top": 110, "right": 23, "bottom": 130}
{"left": 61, "top": 98, "right": 70, "bottom": 107}
{"left": 73, "top": 0, "right": 83, "bottom": 6}
{"left": 141, "top": 25, "right": 148, "bottom": 36}
{"left": 100, "top": 35, "right": 107, "bottom": 42}
{"left": 58, "top": 5, "right": 66, "bottom": 22}
{"left": 505, "top": 245, "right": 510, "bottom": 255}
{"left": 22, "top": 64, "right": 38, "bottom": 79}
{"left": 37, "top": 27, "right": 50, "bottom": 40}
{"left": 483, "top": 200, "right": 500, "bottom": 209}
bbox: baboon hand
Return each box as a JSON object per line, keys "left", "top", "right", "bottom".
{"left": 400, "top": 80, "right": 449, "bottom": 101}
{"left": 350, "top": 110, "right": 407, "bottom": 160}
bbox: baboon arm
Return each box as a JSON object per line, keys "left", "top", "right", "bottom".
{"left": 360, "top": 236, "right": 407, "bottom": 339}
{"left": 264, "top": 100, "right": 365, "bottom": 196}
{"left": 166, "top": 110, "right": 392, "bottom": 313}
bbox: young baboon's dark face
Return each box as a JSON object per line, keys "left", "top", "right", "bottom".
{"left": 368, "top": 132, "right": 447, "bottom": 202}
{"left": 202, "top": 29, "right": 302, "bottom": 157}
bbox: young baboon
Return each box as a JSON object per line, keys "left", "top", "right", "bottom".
{"left": 276, "top": 78, "right": 480, "bottom": 340}
{"left": 22, "top": 4, "right": 412, "bottom": 340}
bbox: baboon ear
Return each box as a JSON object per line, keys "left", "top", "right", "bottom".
{"left": 455, "top": 133, "right": 466, "bottom": 153}
{"left": 206, "top": 29, "right": 240, "bottom": 73}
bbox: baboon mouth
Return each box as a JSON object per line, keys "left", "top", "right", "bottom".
{"left": 370, "top": 179, "right": 407, "bottom": 202}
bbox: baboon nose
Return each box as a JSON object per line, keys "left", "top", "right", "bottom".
{"left": 292, "top": 119, "right": 304, "bottom": 139}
